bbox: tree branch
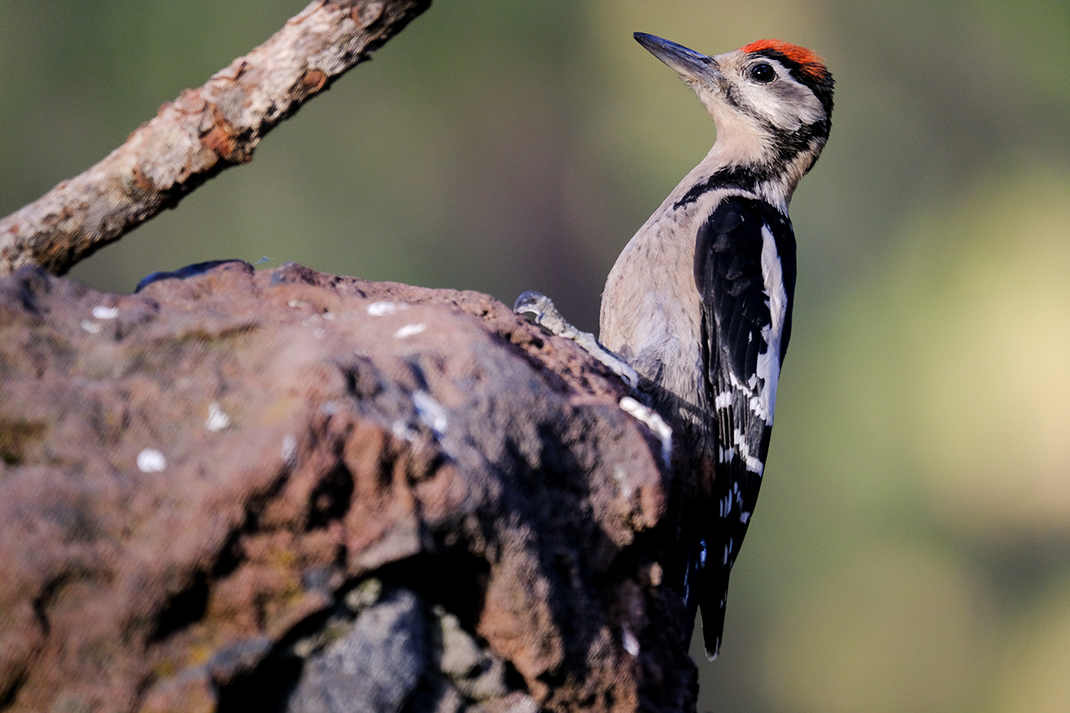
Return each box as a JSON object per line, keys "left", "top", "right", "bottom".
{"left": 0, "top": 0, "right": 431, "bottom": 278}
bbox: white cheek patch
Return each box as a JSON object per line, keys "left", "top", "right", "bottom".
{"left": 742, "top": 84, "right": 802, "bottom": 131}
{"left": 737, "top": 78, "right": 823, "bottom": 131}
{"left": 713, "top": 53, "right": 823, "bottom": 133}
{"left": 777, "top": 81, "right": 825, "bottom": 126}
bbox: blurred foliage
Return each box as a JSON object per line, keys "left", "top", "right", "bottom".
{"left": 3, "top": 1, "right": 1070, "bottom": 712}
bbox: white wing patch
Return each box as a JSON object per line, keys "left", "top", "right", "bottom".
{"left": 754, "top": 223, "right": 788, "bottom": 425}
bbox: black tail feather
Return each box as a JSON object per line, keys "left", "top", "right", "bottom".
{"left": 682, "top": 534, "right": 730, "bottom": 660}
{"left": 698, "top": 562, "right": 729, "bottom": 660}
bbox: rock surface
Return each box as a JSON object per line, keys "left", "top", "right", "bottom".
{"left": 0, "top": 262, "right": 697, "bottom": 713}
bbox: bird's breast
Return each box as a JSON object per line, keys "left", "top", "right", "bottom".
{"left": 600, "top": 212, "right": 708, "bottom": 412}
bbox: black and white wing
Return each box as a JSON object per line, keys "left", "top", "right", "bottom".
{"left": 690, "top": 195, "right": 797, "bottom": 658}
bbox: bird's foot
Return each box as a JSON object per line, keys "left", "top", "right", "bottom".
{"left": 513, "top": 291, "right": 640, "bottom": 391}
{"left": 514, "top": 291, "right": 671, "bottom": 465}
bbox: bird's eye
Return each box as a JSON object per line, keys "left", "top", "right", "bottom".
{"left": 749, "top": 63, "right": 776, "bottom": 83}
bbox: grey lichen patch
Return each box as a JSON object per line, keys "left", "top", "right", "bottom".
{"left": 288, "top": 578, "right": 386, "bottom": 660}
{"left": 287, "top": 587, "right": 427, "bottom": 713}
{"left": 434, "top": 607, "right": 509, "bottom": 703}
{"left": 343, "top": 577, "right": 383, "bottom": 614}
{"left": 267, "top": 581, "right": 534, "bottom": 713}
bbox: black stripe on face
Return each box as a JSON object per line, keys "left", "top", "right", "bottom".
{"left": 770, "top": 118, "right": 831, "bottom": 172}
{"left": 749, "top": 49, "right": 835, "bottom": 119}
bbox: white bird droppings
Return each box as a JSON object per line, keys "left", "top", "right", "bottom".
{"left": 137, "top": 448, "right": 167, "bottom": 473}
{"left": 92, "top": 305, "right": 119, "bottom": 320}
{"left": 394, "top": 323, "right": 426, "bottom": 339}
{"left": 282, "top": 434, "right": 298, "bottom": 465}
{"left": 80, "top": 319, "right": 102, "bottom": 334}
{"left": 205, "top": 402, "right": 230, "bottom": 432}
{"left": 613, "top": 466, "right": 634, "bottom": 499}
{"left": 392, "top": 420, "right": 419, "bottom": 443}
{"left": 413, "top": 390, "right": 448, "bottom": 438}
{"left": 367, "top": 301, "right": 407, "bottom": 317}
{"left": 622, "top": 627, "right": 640, "bottom": 657}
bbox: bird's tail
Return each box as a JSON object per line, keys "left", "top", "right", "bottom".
{"left": 683, "top": 533, "right": 730, "bottom": 660}
{"left": 698, "top": 558, "right": 729, "bottom": 660}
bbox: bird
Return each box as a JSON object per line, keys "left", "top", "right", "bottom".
{"left": 514, "top": 32, "right": 833, "bottom": 660}
{"left": 598, "top": 33, "right": 834, "bottom": 659}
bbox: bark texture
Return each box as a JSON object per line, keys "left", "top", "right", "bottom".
{"left": 0, "top": 262, "right": 697, "bottom": 713}
{"left": 0, "top": 0, "right": 431, "bottom": 278}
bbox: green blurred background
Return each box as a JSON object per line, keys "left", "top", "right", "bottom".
{"left": 3, "top": 1, "right": 1070, "bottom": 711}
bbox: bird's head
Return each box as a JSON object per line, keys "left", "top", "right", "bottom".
{"left": 635, "top": 33, "right": 834, "bottom": 186}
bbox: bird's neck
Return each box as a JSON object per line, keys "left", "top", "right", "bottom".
{"left": 698, "top": 124, "right": 825, "bottom": 212}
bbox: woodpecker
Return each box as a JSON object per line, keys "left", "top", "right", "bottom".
{"left": 598, "top": 34, "right": 834, "bottom": 658}
{"left": 514, "top": 32, "right": 832, "bottom": 659}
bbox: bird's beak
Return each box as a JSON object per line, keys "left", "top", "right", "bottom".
{"left": 634, "top": 33, "right": 720, "bottom": 84}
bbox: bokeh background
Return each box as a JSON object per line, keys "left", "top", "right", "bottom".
{"left": 3, "top": 1, "right": 1070, "bottom": 711}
